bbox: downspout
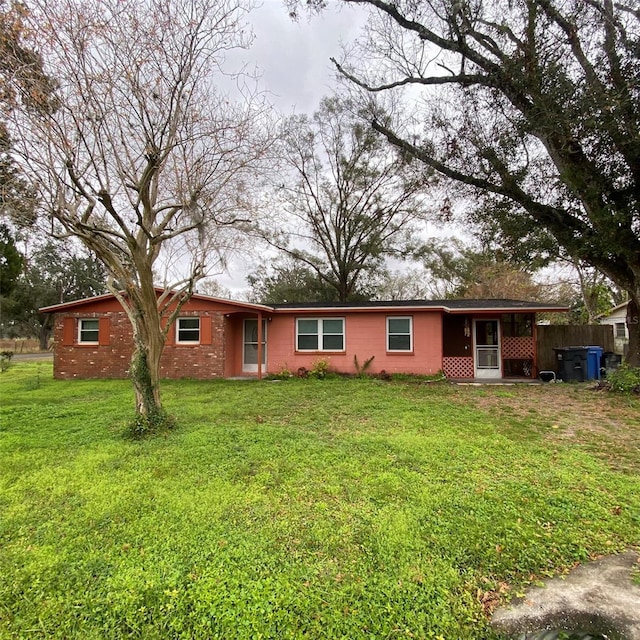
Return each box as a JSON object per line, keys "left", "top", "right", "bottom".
{"left": 257, "top": 311, "right": 263, "bottom": 380}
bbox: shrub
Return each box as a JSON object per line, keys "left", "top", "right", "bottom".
{"left": 353, "top": 355, "right": 375, "bottom": 378}
{"left": 0, "top": 351, "right": 13, "bottom": 373}
{"left": 606, "top": 365, "right": 640, "bottom": 393}
{"left": 267, "top": 365, "right": 293, "bottom": 381}
{"left": 309, "top": 358, "right": 331, "bottom": 379}
{"left": 128, "top": 408, "right": 177, "bottom": 439}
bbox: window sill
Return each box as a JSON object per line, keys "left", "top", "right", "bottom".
{"left": 386, "top": 351, "right": 414, "bottom": 355}
{"left": 295, "top": 350, "right": 345, "bottom": 355}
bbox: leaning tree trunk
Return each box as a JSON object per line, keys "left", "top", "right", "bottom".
{"left": 626, "top": 295, "right": 640, "bottom": 368}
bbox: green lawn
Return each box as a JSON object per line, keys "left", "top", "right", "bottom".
{"left": 1, "top": 362, "right": 639, "bottom": 639}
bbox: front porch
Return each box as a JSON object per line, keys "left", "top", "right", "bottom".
{"left": 442, "top": 312, "right": 537, "bottom": 380}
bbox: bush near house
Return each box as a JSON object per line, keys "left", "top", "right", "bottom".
{"left": 1, "top": 363, "right": 639, "bottom": 639}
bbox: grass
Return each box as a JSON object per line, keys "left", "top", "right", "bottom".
{"left": 1, "top": 363, "right": 639, "bottom": 639}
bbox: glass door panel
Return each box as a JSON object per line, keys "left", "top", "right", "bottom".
{"left": 243, "top": 319, "right": 266, "bottom": 373}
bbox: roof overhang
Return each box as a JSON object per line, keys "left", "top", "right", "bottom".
{"left": 39, "top": 290, "right": 274, "bottom": 315}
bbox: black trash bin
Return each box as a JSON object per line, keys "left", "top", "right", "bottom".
{"left": 554, "top": 347, "right": 588, "bottom": 382}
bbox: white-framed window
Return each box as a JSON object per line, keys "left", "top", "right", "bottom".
{"left": 615, "top": 322, "right": 627, "bottom": 339}
{"left": 176, "top": 317, "right": 200, "bottom": 344}
{"left": 78, "top": 318, "right": 99, "bottom": 344}
{"left": 296, "top": 318, "right": 345, "bottom": 351}
{"left": 387, "top": 316, "right": 412, "bottom": 351}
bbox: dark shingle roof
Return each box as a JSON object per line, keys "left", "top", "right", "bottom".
{"left": 270, "top": 299, "right": 567, "bottom": 312}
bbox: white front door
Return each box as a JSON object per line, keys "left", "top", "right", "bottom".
{"left": 474, "top": 319, "right": 501, "bottom": 379}
{"left": 243, "top": 319, "right": 266, "bottom": 373}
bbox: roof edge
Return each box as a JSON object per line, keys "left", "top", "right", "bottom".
{"left": 39, "top": 289, "right": 275, "bottom": 314}
{"left": 594, "top": 300, "right": 629, "bottom": 319}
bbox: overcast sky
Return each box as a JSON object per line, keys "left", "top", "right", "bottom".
{"left": 241, "top": 1, "right": 367, "bottom": 114}
{"left": 216, "top": 0, "right": 370, "bottom": 294}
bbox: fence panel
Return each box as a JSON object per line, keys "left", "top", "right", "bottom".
{"left": 536, "top": 325, "right": 614, "bottom": 372}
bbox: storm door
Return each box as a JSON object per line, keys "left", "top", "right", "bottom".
{"left": 243, "top": 319, "right": 266, "bottom": 373}
{"left": 474, "top": 319, "right": 501, "bottom": 379}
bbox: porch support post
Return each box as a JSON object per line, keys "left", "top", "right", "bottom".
{"left": 532, "top": 314, "right": 538, "bottom": 378}
{"left": 257, "top": 311, "right": 263, "bottom": 380}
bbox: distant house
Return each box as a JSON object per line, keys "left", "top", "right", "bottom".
{"left": 596, "top": 301, "right": 629, "bottom": 356}
{"left": 40, "top": 293, "right": 567, "bottom": 381}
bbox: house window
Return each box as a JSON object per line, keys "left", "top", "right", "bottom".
{"left": 296, "top": 318, "right": 344, "bottom": 351}
{"left": 615, "top": 322, "right": 626, "bottom": 338}
{"left": 387, "top": 316, "right": 412, "bottom": 351}
{"left": 78, "top": 318, "right": 100, "bottom": 343}
{"left": 176, "top": 317, "right": 200, "bottom": 344}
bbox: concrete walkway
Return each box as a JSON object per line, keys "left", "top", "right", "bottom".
{"left": 491, "top": 550, "right": 640, "bottom": 639}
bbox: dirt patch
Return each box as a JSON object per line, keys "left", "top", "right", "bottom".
{"left": 448, "top": 383, "right": 640, "bottom": 473}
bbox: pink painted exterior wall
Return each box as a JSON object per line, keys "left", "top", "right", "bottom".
{"left": 262, "top": 311, "right": 443, "bottom": 377}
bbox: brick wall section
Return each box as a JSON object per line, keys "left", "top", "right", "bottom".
{"left": 53, "top": 311, "right": 226, "bottom": 380}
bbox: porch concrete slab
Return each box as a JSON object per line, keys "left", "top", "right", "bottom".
{"left": 491, "top": 550, "right": 640, "bottom": 639}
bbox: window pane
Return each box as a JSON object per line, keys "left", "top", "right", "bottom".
{"left": 244, "top": 343, "right": 258, "bottom": 364}
{"left": 476, "top": 321, "right": 498, "bottom": 345}
{"left": 477, "top": 348, "right": 499, "bottom": 368}
{"left": 245, "top": 319, "right": 258, "bottom": 342}
{"left": 82, "top": 319, "right": 99, "bottom": 331}
{"left": 322, "top": 319, "right": 343, "bottom": 334}
{"left": 298, "top": 319, "right": 318, "bottom": 334}
{"left": 298, "top": 334, "right": 318, "bottom": 350}
{"left": 323, "top": 334, "right": 343, "bottom": 350}
{"left": 388, "top": 318, "right": 410, "bottom": 334}
{"left": 180, "top": 318, "right": 199, "bottom": 329}
{"left": 389, "top": 334, "right": 411, "bottom": 351}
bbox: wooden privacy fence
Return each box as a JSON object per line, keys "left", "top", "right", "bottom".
{"left": 536, "top": 325, "right": 614, "bottom": 372}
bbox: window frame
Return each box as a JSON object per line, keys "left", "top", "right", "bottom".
{"left": 295, "top": 317, "right": 345, "bottom": 352}
{"left": 176, "top": 316, "right": 201, "bottom": 345}
{"left": 78, "top": 318, "right": 100, "bottom": 344}
{"left": 614, "top": 322, "right": 627, "bottom": 339}
{"left": 386, "top": 316, "right": 413, "bottom": 352}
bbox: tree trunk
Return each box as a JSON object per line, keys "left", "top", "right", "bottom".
{"left": 130, "top": 338, "right": 163, "bottom": 419}
{"left": 626, "top": 295, "right": 640, "bottom": 368}
{"left": 38, "top": 314, "right": 54, "bottom": 351}
{"left": 126, "top": 295, "right": 167, "bottom": 429}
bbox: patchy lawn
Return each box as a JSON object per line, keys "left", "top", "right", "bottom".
{"left": 445, "top": 382, "right": 640, "bottom": 474}
{"left": 1, "top": 363, "right": 639, "bottom": 639}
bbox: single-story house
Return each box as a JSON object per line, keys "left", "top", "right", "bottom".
{"left": 596, "top": 301, "right": 629, "bottom": 356}
{"left": 40, "top": 293, "right": 567, "bottom": 381}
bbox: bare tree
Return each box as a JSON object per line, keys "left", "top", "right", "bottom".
{"left": 292, "top": 0, "right": 640, "bottom": 365}
{"left": 8, "top": 0, "right": 273, "bottom": 428}
{"left": 258, "top": 95, "right": 433, "bottom": 301}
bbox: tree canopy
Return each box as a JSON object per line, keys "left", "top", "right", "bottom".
{"left": 292, "top": 0, "right": 640, "bottom": 364}
{"left": 258, "top": 95, "right": 433, "bottom": 302}
{"left": 3, "top": 239, "right": 107, "bottom": 349}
